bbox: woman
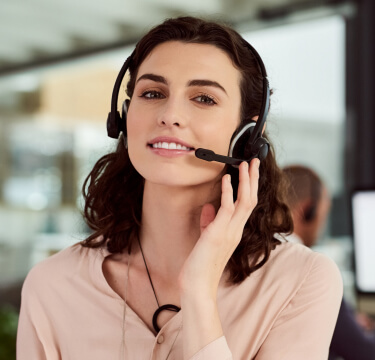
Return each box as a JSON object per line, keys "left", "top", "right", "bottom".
{"left": 17, "top": 17, "right": 342, "bottom": 359}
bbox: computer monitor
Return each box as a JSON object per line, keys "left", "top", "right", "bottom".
{"left": 352, "top": 189, "right": 375, "bottom": 294}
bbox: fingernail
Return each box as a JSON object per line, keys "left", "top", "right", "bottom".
{"left": 256, "top": 159, "right": 260, "bottom": 168}
{"left": 227, "top": 174, "right": 231, "bottom": 182}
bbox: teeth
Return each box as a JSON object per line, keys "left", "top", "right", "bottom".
{"left": 151, "top": 142, "right": 190, "bottom": 150}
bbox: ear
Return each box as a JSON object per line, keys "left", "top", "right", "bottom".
{"left": 251, "top": 115, "right": 266, "bottom": 134}
{"left": 124, "top": 98, "right": 130, "bottom": 112}
{"left": 293, "top": 200, "right": 312, "bottom": 222}
{"left": 301, "top": 200, "right": 317, "bottom": 223}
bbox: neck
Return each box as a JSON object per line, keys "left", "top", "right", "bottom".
{"left": 138, "top": 180, "right": 221, "bottom": 276}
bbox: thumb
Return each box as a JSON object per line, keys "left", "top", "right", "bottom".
{"left": 200, "top": 203, "right": 216, "bottom": 233}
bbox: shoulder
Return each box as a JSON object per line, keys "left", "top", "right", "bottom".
{"left": 243, "top": 241, "right": 342, "bottom": 303}
{"left": 265, "top": 241, "right": 343, "bottom": 306}
{"left": 251, "top": 242, "right": 343, "bottom": 329}
{"left": 269, "top": 240, "right": 341, "bottom": 279}
{"left": 246, "top": 243, "right": 343, "bottom": 359}
{"left": 21, "top": 243, "right": 103, "bottom": 297}
{"left": 218, "top": 241, "right": 343, "bottom": 358}
{"left": 224, "top": 241, "right": 342, "bottom": 299}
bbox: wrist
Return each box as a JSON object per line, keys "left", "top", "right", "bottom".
{"left": 181, "top": 292, "right": 223, "bottom": 359}
{"left": 178, "top": 268, "right": 221, "bottom": 299}
{"left": 181, "top": 289, "right": 217, "bottom": 307}
{"left": 179, "top": 278, "right": 218, "bottom": 303}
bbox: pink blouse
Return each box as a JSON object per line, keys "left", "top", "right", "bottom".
{"left": 17, "top": 240, "right": 342, "bottom": 359}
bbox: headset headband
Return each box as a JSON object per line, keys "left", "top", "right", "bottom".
{"left": 108, "top": 53, "right": 134, "bottom": 131}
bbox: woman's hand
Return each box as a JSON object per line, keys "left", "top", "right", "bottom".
{"left": 179, "top": 158, "right": 260, "bottom": 359}
{"left": 179, "top": 158, "right": 260, "bottom": 298}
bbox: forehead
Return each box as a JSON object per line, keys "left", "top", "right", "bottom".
{"left": 136, "top": 41, "right": 241, "bottom": 92}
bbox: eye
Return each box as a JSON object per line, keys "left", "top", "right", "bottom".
{"left": 139, "top": 90, "right": 165, "bottom": 100}
{"left": 193, "top": 94, "right": 217, "bottom": 106}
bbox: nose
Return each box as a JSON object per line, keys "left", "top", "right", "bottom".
{"left": 157, "top": 97, "right": 187, "bottom": 128}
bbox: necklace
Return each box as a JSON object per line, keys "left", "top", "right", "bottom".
{"left": 121, "top": 247, "right": 182, "bottom": 360}
{"left": 137, "top": 236, "right": 181, "bottom": 333}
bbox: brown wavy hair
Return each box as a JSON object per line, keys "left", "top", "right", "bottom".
{"left": 81, "top": 16, "right": 293, "bottom": 284}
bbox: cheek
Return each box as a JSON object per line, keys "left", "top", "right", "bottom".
{"left": 126, "top": 105, "right": 148, "bottom": 143}
{"left": 126, "top": 113, "right": 148, "bottom": 168}
{"left": 203, "top": 119, "right": 239, "bottom": 154}
{"left": 126, "top": 105, "right": 141, "bottom": 135}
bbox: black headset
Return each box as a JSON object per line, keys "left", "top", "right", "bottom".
{"left": 303, "top": 177, "right": 322, "bottom": 222}
{"left": 107, "top": 39, "right": 270, "bottom": 166}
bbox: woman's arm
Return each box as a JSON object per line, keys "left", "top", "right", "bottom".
{"left": 179, "top": 159, "right": 260, "bottom": 359}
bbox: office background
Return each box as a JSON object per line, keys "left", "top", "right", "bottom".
{"left": 0, "top": 0, "right": 374, "bottom": 358}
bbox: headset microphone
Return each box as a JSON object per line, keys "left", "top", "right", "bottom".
{"left": 194, "top": 118, "right": 269, "bottom": 166}
{"left": 195, "top": 149, "right": 244, "bottom": 166}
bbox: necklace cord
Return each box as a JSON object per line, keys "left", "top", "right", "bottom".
{"left": 120, "top": 245, "right": 181, "bottom": 358}
{"left": 137, "top": 236, "right": 160, "bottom": 308}
{"left": 137, "top": 236, "right": 181, "bottom": 334}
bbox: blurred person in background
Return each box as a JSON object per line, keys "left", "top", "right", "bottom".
{"left": 283, "top": 164, "right": 375, "bottom": 360}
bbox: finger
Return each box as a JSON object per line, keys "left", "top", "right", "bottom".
{"left": 232, "top": 159, "right": 259, "bottom": 226}
{"left": 235, "top": 161, "right": 250, "bottom": 209}
{"left": 200, "top": 203, "right": 216, "bottom": 233}
{"left": 249, "top": 158, "right": 260, "bottom": 207}
{"left": 215, "top": 174, "right": 234, "bottom": 224}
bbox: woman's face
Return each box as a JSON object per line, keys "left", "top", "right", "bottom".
{"left": 127, "top": 41, "right": 242, "bottom": 188}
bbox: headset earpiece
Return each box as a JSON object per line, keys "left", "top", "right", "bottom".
{"left": 121, "top": 99, "right": 130, "bottom": 137}
{"left": 107, "top": 54, "right": 133, "bottom": 139}
{"left": 106, "top": 99, "right": 129, "bottom": 139}
{"left": 229, "top": 121, "right": 269, "bottom": 162}
{"left": 246, "top": 136, "right": 269, "bottom": 161}
{"left": 107, "top": 110, "right": 122, "bottom": 139}
{"left": 303, "top": 202, "right": 317, "bottom": 222}
{"left": 230, "top": 122, "right": 255, "bottom": 159}
{"left": 303, "top": 173, "right": 322, "bottom": 222}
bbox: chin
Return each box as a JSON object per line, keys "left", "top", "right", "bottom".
{"left": 130, "top": 153, "right": 226, "bottom": 188}
{"left": 140, "top": 166, "right": 225, "bottom": 189}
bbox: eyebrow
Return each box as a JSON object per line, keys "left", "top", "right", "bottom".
{"left": 136, "top": 73, "right": 228, "bottom": 95}
{"left": 188, "top": 79, "right": 227, "bottom": 95}
{"left": 136, "top": 73, "right": 167, "bottom": 85}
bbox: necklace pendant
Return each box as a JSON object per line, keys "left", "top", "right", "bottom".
{"left": 152, "top": 304, "right": 181, "bottom": 333}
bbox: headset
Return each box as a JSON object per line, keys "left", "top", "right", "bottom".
{"left": 107, "top": 39, "right": 270, "bottom": 166}
{"left": 303, "top": 177, "right": 322, "bottom": 222}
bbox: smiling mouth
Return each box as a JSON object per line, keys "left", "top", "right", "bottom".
{"left": 148, "top": 142, "right": 195, "bottom": 151}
